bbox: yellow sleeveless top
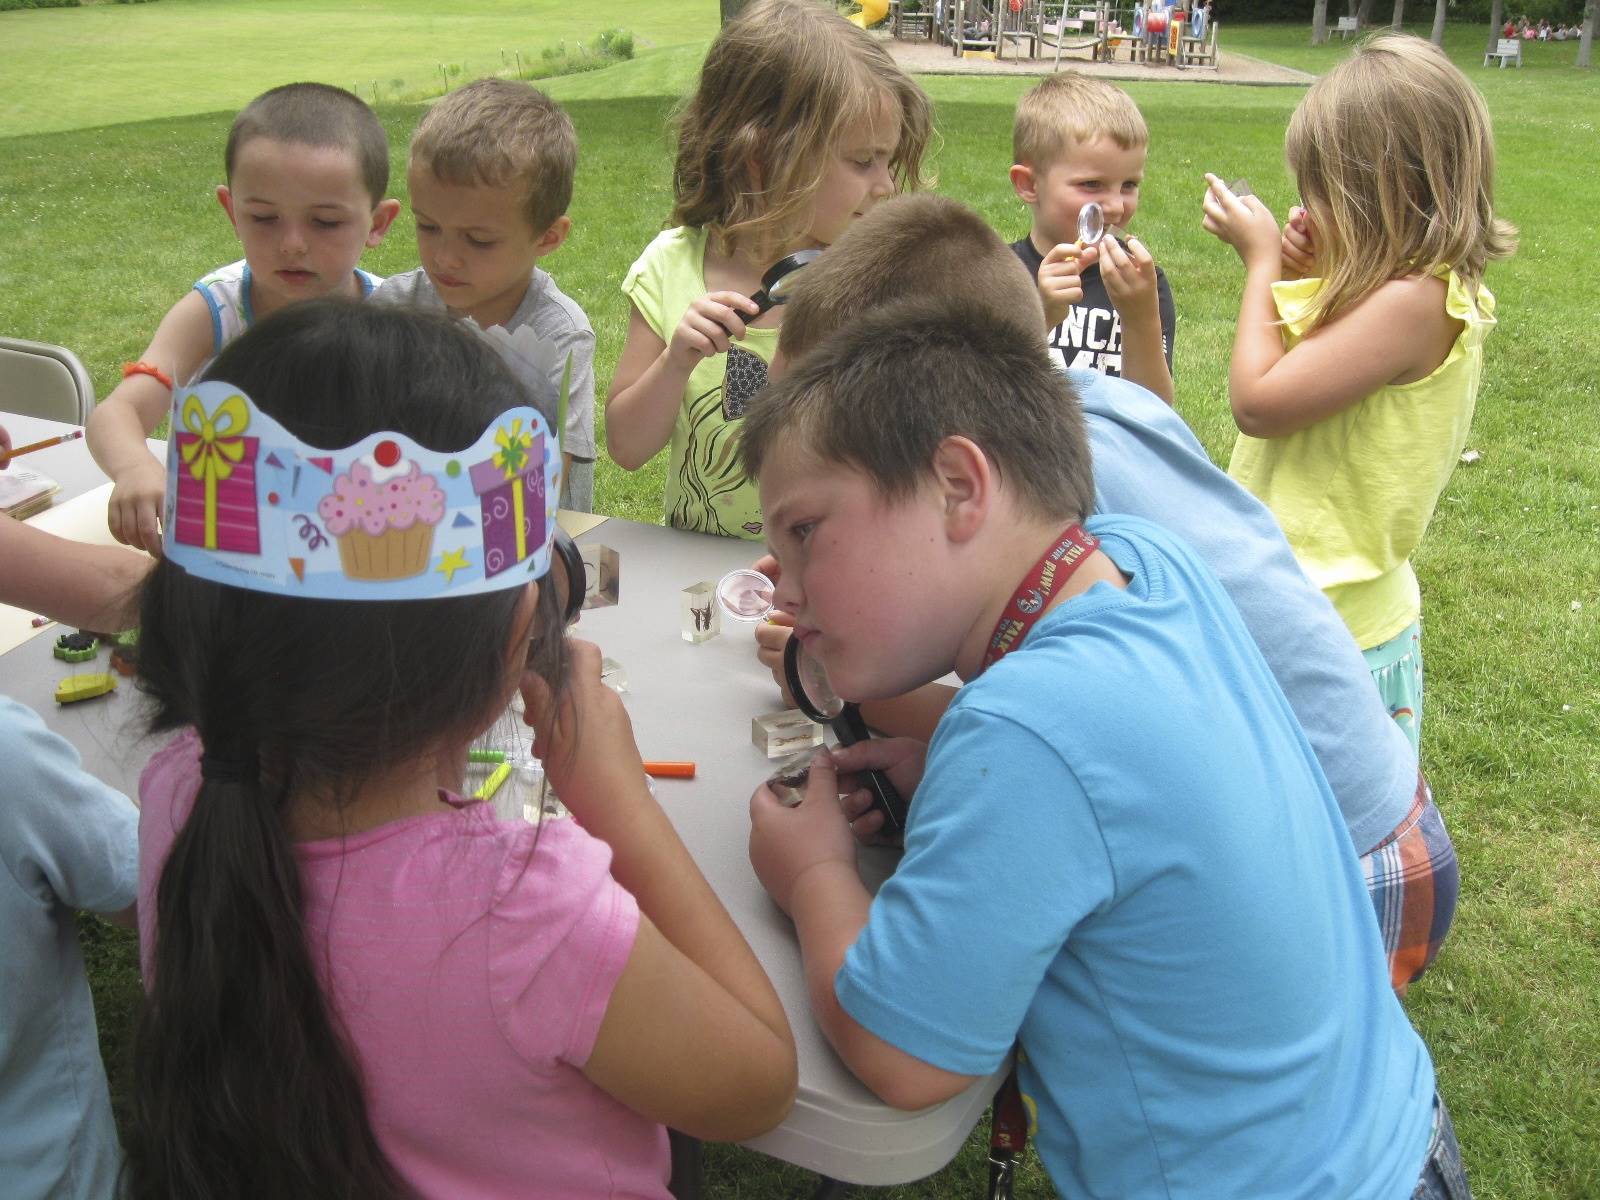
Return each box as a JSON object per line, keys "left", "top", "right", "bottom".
{"left": 1228, "top": 269, "right": 1496, "bottom": 649}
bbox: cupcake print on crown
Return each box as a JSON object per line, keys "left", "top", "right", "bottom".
{"left": 318, "top": 440, "right": 446, "bottom": 580}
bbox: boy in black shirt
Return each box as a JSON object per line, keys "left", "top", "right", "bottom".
{"left": 1009, "top": 72, "right": 1176, "bottom": 404}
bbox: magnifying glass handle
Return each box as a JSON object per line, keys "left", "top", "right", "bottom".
{"left": 831, "top": 706, "right": 908, "bottom": 834}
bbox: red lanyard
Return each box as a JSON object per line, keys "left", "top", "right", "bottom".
{"left": 980, "top": 524, "right": 1100, "bottom": 673}
{"left": 980, "top": 521, "right": 1099, "bottom": 1200}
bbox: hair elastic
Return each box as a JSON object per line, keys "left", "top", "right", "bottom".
{"left": 200, "top": 750, "right": 261, "bottom": 784}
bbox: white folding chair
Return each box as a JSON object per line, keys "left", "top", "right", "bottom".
{"left": 0, "top": 337, "right": 95, "bottom": 424}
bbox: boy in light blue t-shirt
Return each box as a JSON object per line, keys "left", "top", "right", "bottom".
{"left": 741, "top": 299, "right": 1467, "bottom": 1198}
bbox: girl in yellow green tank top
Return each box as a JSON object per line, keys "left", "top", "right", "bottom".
{"left": 605, "top": 0, "right": 932, "bottom": 539}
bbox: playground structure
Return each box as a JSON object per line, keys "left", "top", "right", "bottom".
{"left": 850, "top": 0, "right": 890, "bottom": 28}
{"left": 883, "top": 1, "right": 1219, "bottom": 70}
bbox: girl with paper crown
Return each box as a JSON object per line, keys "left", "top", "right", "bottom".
{"left": 124, "top": 301, "right": 795, "bottom": 1200}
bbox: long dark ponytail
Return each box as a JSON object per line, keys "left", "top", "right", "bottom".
{"left": 122, "top": 301, "right": 568, "bottom": 1199}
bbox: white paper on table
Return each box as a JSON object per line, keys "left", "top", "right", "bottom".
{"left": 0, "top": 482, "right": 120, "bottom": 656}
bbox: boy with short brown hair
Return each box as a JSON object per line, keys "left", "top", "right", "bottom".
{"left": 1009, "top": 71, "right": 1176, "bottom": 403}
{"left": 741, "top": 298, "right": 1456, "bottom": 1199}
{"left": 373, "top": 79, "right": 597, "bottom": 510}
{"left": 88, "top": 83, "right": 401, "bottom": 553}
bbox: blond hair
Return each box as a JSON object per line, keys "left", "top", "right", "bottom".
{"left": 1012, "top": 71, "right": 1148, "bottom": 170}
{"left": 1286, "top": 33, "right": 1516, "bottom": 330}
{"left": 670, "top": 0, "right": 933, "bottom": 263}
{"left": 410, "top": 79, "right": 577, "bottom": 234}
{"left": 780, "top": 193, "right": 1041, "bottom": 359}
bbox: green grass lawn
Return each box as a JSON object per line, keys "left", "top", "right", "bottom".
{"left": 4, "top": 11, "right": 1598, "bottom": 1198}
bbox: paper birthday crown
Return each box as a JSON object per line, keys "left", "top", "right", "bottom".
{"left": 162, "top": 381, "right": 563, "bottom": 600}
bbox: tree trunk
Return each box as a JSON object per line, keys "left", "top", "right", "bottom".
{"left": 1486, "top": 0, "right": 1504, "bottom": 52}
{"left": 1430, "top": 0, "right": 1446, "bottom": 42}
{"left": 1580, "top": 0, "right": 1596, "bottom": 67}
{"left": 1357, "top": 0, "right": 1376, "bottom": 28}
{"left": 1392, "top": 0, "right": 1404, "bottom": 30}
{"left": 721, "top": 0, "right": 750, "bottom": 24}
{"left": 1313, "top": 0, "right": 1329, "bottom": 43}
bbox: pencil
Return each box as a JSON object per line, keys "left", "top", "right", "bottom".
{"left": 642, "top": 761, "right": 696, "bottom": 779}
{"left": 4, "top": 428, "right": 83, "bottom": 460}
{"left": 468, "top": 748, "right": 507, "bottom": 764}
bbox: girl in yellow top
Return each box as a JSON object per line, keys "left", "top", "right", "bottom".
{"left": 1202, "top": 34, "right": 1515, "bottom": 752}
{"left": 606, "top": 0, "right": 931, "bottom": 540}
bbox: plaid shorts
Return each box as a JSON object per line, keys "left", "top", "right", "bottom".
{"left": 1361, "top": 771, "right": 1460, "bottom": 994}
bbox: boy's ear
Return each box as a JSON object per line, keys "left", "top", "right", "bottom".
{"left": 930, "top": 435, "right": 992, "bottom": 545}
{"left": 1009, "top": 164, "right": 1040, "bottom": 205}
{"left": 216, "top": 184, "right": 239, "bottom": 230}
{"left": 366, "top": 199, "right": 403, "bottom": 248}
{"left": 533, "top": 215, "right": 572, "bottom": 257}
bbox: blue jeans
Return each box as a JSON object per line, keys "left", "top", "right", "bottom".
{"left": 1413, "top": 1095, "right": 1472, "bottom": 1199}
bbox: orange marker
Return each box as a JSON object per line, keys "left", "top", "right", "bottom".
{"left": 643, "top": 761, "right": 696, "bottom": 779}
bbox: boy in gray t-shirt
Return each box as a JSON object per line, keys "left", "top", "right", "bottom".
{"left": 372, "top": 79, "right": 597, "bottom": 511}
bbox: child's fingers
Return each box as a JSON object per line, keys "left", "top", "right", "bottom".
{"left": 1040, "top": 242, "right": 1081, "bottom": 269}
{"left": 842, "top": 791, "right": 889, "bottom": 843}
{"left": 683, "top": 314, "right": 733, "bottom": 356}
{"left": 136, "top": 499, "right": 162, "bottom": 556}
{"left": 1123, "top": 236, "right": 1155, "bottom": 269}
{"left": 706, "top": 289, "right": 761, "bottom": 318}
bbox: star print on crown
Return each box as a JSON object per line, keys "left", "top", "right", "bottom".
{"left": 162, "top": 381, "right": 563, "bottom": 601}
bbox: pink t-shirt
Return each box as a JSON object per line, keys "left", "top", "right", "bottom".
{"left": 138, "top": 730, "right": 671, "bottom": 1199}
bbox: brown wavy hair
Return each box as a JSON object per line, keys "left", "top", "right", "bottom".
{"left": 1286, "top": 33, "right": 1516, "bottom": 331}
{"left": 670, "top": 0, "right": 933, "bottom": 263}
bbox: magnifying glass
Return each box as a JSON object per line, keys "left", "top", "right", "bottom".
{"left": 782, "top": 635, "right": 908, "bottom": 834}
{"left": 551, "top": 527, "right": 585, "bottom": 628}
{"left": 719, "top": 249, "right": 823, "bottom": 337}
{"left": 1077, "top": 202, "right": 1107, "bottom": 246}
{"left": 745, "top": 248, "right": 822, "bottom": 320}
{"left": 716, "top": 568, "right": 777, "bottom": 621}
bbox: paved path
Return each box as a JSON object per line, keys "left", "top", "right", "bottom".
{"left": 885, "top": 34, "right": 1315, "bottom": 85}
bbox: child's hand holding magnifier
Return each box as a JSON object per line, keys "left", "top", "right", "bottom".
{"left": 1036, "top": 203, "right": 1112, "bottom": 329}
{"left": 1201, "top": 172, "right": 1283, "bottom": 269}
{"left": 737, "top": 553, "right": 799, "bottom": 706}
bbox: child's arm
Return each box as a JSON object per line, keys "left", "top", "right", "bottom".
{"left": 748, "top": 751, "right": 979, "bottom": 1110}
{"left": 1096, "top": 236, "right": 1175, "bottom": 405}
{"left": 0, "top": 513, "right": 151, "bottom": 631}
{"left": 524, "top": 639, "right": 796, "bottom": 1140}
{"left": 1201, "top": 174, "right": 1459, "bottom": 439}
{"left": 86, "top": 289, "right": 216, "bottom": 553}
{"left": 604, "top": 294, "right": 759, "bottom": 470}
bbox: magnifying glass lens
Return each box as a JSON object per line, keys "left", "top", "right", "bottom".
{"left": 716, "top": 568, "right": 775, "bottom": 620}
{"left": 795, "top": 644, "right": 843, "bottom": 720}
{"left": 1077, "top": 202, "right": 1106, "bottom": 245}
